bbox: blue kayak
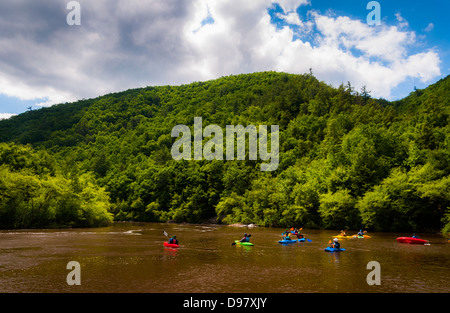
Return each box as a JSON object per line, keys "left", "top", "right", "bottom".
{"left": 324, "top": 247, "right": 345, "bottom": 252}
{"left": 279, "top": 239, "right": 297, "bottom": 244}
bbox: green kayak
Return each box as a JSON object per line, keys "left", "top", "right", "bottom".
{"left": 235, "top": 240, "right": 254, "bottom": 246}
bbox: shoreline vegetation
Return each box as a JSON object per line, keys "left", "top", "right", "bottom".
{"left": 0, "top": 72, "right": 449, "bottom": 236}
{"left": 0, "top": 221, "right": 447, "bottom": 240}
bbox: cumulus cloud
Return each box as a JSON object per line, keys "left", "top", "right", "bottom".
{"left": 0, "top": 0, "right": 443, "bottom": 113}
{"left": 0, "top": 113, "right": 16, "bottom": 120}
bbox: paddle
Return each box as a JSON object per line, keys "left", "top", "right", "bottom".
{"left": 328, "top": 238, "right": 334, "bottom": 249}
{"left": 298, "top": 229, "right": 312, "bottom": 242}
{"left": 297, "top": 235, "right": 312, "bottom": 242}
{"left": 164, "top": 230, "right": 179, "bottom": 245}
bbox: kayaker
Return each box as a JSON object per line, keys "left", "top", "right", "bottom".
{"left": 357, "top": 230, "right": 364, "bottom": 237}
{"left": 282, "top": 229, "right": 291, "bottom": 240}
{"left": 412, "top": 233, "right": 419, "bottom": 238}
{"left": 295, "top": 230, "right": 304, "bottom": 239}
{"left": 330, "top": 238, "right": 340, "bottom": 249}
{"left": 240, "top": 233, "right": 251, "bottom": 243}
{"left": 169, "top": 235, "right": 178, "bottom": 245}
{"left": 340, "top": 230, "right": 347, "bottom": 237}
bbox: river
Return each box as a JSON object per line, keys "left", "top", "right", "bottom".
{"left": 0, "top": 222, "right": 449, "bottom": 293}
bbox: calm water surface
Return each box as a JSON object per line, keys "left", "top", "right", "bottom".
{"left": 0, "top": 223, "right": 449, "bottom": 293}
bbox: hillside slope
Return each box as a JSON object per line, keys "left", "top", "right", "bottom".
{"left": 0, "top": 72, "right": 449, "bottom": 233}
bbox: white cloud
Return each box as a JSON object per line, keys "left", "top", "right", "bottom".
{"left": 186, "top": 3, "right": 441, "bottom": 99}
{"left": 277, "top": 11, "right": 302, "bottom": 26}
{"left": 424, "top": 23, "right": 434, "bottom": 32}
{"left": 395, "top": 12, "right": 409, "bottom": 29}
{"left": 283, "top": 11, "right": 440, "bottom": 98}
{"left": 0, "top": 113, "right": 16, "bottom": 120}
{"left": 277, "top": 0, "right": 310, "bottom": 13}
{"left": 0, "top": 0, "right": 442, "bottom": 109}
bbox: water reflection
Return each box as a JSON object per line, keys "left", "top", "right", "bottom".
{"left": 326, "top": 251, "right": 341, "bottom": 263}
{"left": 163, "top": 247, "right": 179, "bottom": 258}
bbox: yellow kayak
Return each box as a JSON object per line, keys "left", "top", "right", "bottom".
{"left": 333, "top": 235, "right": 350, "bottom": 239}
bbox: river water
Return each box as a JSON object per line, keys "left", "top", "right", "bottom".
{"left": 0, "top": 222, "right": 449, "bottom": 293}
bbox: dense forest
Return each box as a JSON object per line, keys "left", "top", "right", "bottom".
{"left": 0, "top": 72, "right": 449, "bottom": 234}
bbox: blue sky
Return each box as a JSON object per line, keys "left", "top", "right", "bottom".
{"left": 0, "top": 0, "right": 448, "bottom": 118}
{"left": 270, "top": 0, "right": 449, "bottom": 97}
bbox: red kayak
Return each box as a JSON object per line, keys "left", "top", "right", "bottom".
{"left": 396, "top": 237, "right": 429, "bottom": 244}
{"left": 164, "top": 242, "right": 180, "bottom": 248}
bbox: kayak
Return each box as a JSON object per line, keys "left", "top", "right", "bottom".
{"left": 324, "top": 247, "right": 346, "bottom": 252}
{"left": 278, "top": 239, "right": 297, "bottom": 244}
{"left": 333, "top": 235, "right": 349, "bottom": 239}
{"left": 164, "top": 242, "right": 180, "bottom": 248}
{"left": 396, "top": 237, "right": 429, "bottom": 244}
{"left": 288, "top": 232, "right": 306, "bottom": 241}
{"left": 352, "top": 234, "right": 371, "bottom": 238}
{"left": 234, "top": 240, "right": 254, "bottom": 246}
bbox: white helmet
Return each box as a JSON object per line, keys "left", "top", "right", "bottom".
{"left": 333, "top": 238, "right": 339, "bottom": 242}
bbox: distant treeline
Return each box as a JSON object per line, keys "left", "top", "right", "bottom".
{"left": 0, "top": 72, "right": 449, "bottom": 234}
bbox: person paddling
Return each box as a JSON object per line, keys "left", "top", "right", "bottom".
{"left": 240, "top": 233, "right": 251, "bottom": 243}
{"left": 295, "top": 228, "right": 304, "bottom": 239}
{"left": 330, "top": 238, "right": 340, "bottom": 249}
{"left": 169, "top": 235, "right": 178, "bottom": 245}
{"left": 232, "top": 233, "right": 251, "bottom": 246}
{"left": 282, "top": 230, "right": 291, "bottom": 240}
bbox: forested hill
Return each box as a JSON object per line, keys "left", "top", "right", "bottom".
{"left": 0, "top": 72, "right": 449, "bottom": 234}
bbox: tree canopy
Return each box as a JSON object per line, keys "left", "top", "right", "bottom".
{"left": 0, "top": 72, "right": 449, "bottom": 234}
